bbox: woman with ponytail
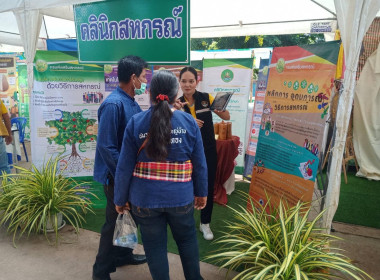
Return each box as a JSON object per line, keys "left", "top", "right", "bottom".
{"left": 114, "top": 70, "right": 207, "bottom": 280}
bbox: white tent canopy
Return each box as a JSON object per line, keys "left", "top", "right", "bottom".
{"left": 0, "top": 0, "right": 105, "bottom": 121}
{"left": 0, "top": 0, "right": 379, "bottom": 233}
{"left": 0, "top": 2, "right": 95, "bottom": 50}
{"left": 192, "top": 0, "right": 337, "bottom": 37}
{"left": 1, "top": 0, "right": 380, "bottom": 49}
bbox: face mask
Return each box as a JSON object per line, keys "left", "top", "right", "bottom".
{"left": 134, "top": 78, "right": 146, "bottom": 95}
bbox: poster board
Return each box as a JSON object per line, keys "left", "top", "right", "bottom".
{"left": 249, "top": 41, "right": 340, "bottom": 206}
{"left": 104, "top": 64, "right": 152, "bottom": 111}
{"left": 202, "top": 58, "right": 253, "bottom": 173}
{"left": 244, "top": 58, "right": 271, "bottom": 179}
{"left": 0, "top": 57, "right": 17, "bottom": 112}
{"left": 31, "top": 51, "right": 105, "bottom": 177}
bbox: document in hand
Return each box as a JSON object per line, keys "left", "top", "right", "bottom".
{"left": 210, "top": 92, "right": 233, "bottom": 111}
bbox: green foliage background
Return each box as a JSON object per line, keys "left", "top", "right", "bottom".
{"left": 191, "top": 34, "right": 325, "bottom": 51}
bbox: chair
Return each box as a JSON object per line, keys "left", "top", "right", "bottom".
{"left": 10, "top": 117, "right": 28, "bottom": 162}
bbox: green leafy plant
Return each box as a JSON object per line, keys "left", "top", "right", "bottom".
{"left": 206, "top": 192, "right": 373, "bottom": 280}
{"left": 0, "top": 157, "right": 95, "bottom": 246}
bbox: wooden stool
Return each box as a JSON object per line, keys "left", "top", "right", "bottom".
{"left": 342, "top": 135, "right": 359, "bottom": 184}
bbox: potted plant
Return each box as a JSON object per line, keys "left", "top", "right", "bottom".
{"left": 0, "top": 156, "right": 95, "bottom": 246}
{"left": 206, "top": 192, "right": 374, "bottom": 280}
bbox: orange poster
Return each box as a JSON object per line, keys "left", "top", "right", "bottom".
{"left": 249, "top": 41, "right": 340, "bottom": 207}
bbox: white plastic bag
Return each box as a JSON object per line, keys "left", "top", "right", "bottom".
{"left": 113, "top": 210, "right": 138, "bottom": 249}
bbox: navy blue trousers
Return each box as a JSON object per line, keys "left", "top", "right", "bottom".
{"left": 131, "top": 203, "right": 202, "bottom": 280}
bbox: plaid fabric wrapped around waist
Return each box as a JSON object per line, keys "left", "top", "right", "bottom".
{"left": 133, "top": 161, "right": 193, "bottom": 182}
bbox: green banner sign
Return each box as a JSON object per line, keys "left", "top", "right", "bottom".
{"left": 74, "top": 0, "right": 189, "bottom": 65}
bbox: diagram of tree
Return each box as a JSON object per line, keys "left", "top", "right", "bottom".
{"left": 45, "top": 111, "right": 97, "bottom": 174}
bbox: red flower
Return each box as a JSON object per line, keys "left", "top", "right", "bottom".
{"left": 90, "top": 138, "right": 94, "bottom": 141}
{"left": 86, "top": 120, "right": 90, "bottom": 123}
{"left": 67, "top": 139, "right": 70, "bottom": 142}
{"left": 156, "top": 94, "right": 169, "bottom": 102}
{"left": 72, "top": 118, "right": 76, "bottom": 122}
{"left": 59, "top": 119, "right": 63, "bottom": 122}
{"left": 73, "top": 125, "right": 77, "bottom": 128}
{"left": 63, "top": 127, "right": 66, "bottom": 130}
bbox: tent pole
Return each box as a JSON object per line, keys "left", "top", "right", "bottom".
{"left": 42, "top": 16, "right": 49, "bottom": 39}
{"left": 310, "top": 0, "right": 337, "bottom": 17}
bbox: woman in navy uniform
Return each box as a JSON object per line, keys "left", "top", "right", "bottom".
{"left": 177, "top": 67, "right": 230, "bottom": 240}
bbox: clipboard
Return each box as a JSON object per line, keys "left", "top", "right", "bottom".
{"left": 210, "top": 92, "right": 233, "bottom": 111}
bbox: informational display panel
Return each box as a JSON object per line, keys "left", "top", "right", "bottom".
{"left": 244, "top": 58, "right": 270, "bottom": 179}
{"left": 17, "top": 64, "right": 31, "bottom": 140}
{"left": 202, "top": 58, "right": 253, "bottom": 173}
{"left": 0, "top": 57, "right": 17, "bottom": 111}
{"left": 249, "top": 41, "right": 340, "bottom": 206}
{"left": 104, "top": 64, "right": 152, "bottom": 111}
{"left": 31, "top": 51, "right": 105, "bottom": 177}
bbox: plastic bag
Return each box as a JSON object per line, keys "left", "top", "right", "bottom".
{"left": 113, "top": 210, "right": 138, "bottom": 249}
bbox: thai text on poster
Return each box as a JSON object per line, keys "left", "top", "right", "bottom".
{"left": 249, "top": 41, "right": 340, "bottom": 206}
{"left": 31, "top": 51, "right": 105, "bottom": 177}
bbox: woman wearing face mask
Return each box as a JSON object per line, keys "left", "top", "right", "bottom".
{"left": 176, "top": 67, "right": 230, "bottom": 241}
{"left": 114, "top": 70, "right": 208, "bottom": 280}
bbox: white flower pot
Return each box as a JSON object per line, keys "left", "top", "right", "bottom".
{"left": 44, "top": 212, "right": 66, "bottom": 232}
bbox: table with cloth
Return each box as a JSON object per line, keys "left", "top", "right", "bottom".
{"left": 213, "top": 135, "right": 240, "bottom": 205}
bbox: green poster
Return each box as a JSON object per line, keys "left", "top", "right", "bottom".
{"left": 17, "top": 64, "right": 31, "bottom": 140}
{"left": 74, "top": 0, "right": 189, "bottom": 65}
{"left": 31, "top": 51, "right": 105, "bottom": 177}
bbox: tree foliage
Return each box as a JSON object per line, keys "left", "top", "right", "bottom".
{"left": 191, "top": 34, "right": 325, "bottom": 50}
{"left": 45, "top": 111, "right": 97, "bottom": 156}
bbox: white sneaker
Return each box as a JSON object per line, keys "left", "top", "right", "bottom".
{"left": 200, "top": 223, "right": 214, "bottom": 240}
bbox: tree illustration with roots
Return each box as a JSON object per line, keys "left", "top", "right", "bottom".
{"left": 45, "top": 111, "right": 97, "bottom": 174}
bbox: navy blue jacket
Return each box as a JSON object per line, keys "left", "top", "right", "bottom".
{"left": 93, "top": 87, "right": 142, "bottom": 184}
{"left": 114, "top": 108, "right": 208, "bottom": 208}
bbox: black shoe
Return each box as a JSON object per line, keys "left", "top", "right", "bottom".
{"left": 115, "top": 254, "right": 147, "bottom": 267}
{"left": 92, "top": 273, "right": 111, "bottom": 280}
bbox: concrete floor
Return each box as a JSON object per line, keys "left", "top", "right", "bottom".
{"left": 1, "top": 141, "right": 237, "bottom": 280}
{"left": 0, "top": 222, "right": 379, "bottom": 280}
{"left": 0, "top": 225, "right": 237, "bottom": 280}
{"left": 331, "top": 223, "right": 380, "bottom": 279}
{"left": 0, "top": 141, "right": 379, "bottom": 280}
